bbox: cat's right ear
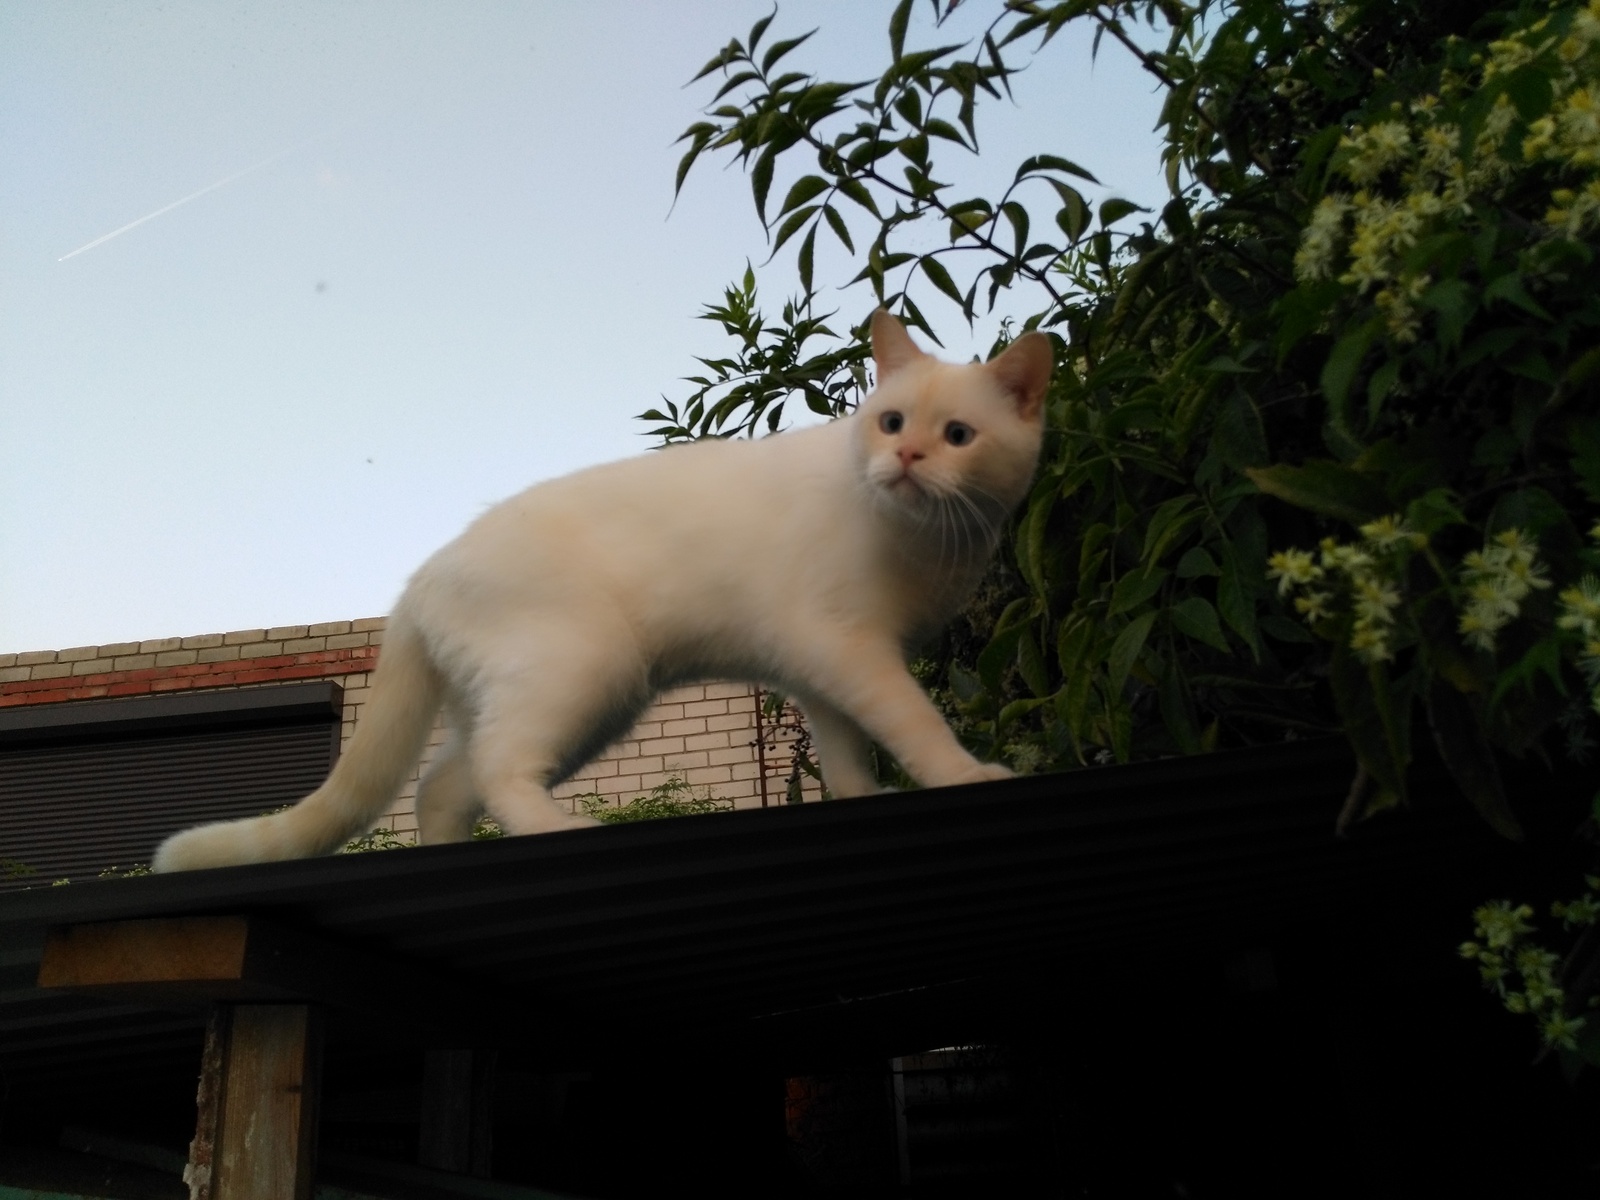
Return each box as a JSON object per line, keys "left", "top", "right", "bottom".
{"left": 871, "top": 309, "right": 924, "bottom": 380}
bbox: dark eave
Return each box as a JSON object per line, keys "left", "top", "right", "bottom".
{"left": 0, "top": 737, "right": 1508, "bottom": 1087}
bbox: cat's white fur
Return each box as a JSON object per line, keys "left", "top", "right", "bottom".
{"left": 152, "top": 312, "right": 1052, "bottom": 872}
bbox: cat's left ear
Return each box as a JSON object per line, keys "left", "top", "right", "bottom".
{"left": 871, "top": 309, "right": 925, "bottom": 381}
{"left": 986, "top": 331, "right": 1054, "bottom": 422}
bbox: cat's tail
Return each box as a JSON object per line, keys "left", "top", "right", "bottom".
{"left": 151, "top": 619, "right": 442, "bottom": 872}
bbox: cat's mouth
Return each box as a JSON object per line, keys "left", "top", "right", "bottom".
{"left": 887, "top": 471, "right": 927, "bottom": 499}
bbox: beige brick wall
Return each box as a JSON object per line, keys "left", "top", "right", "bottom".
{"left": 549, "top": 681, "right": 822, "bottom": 816}
{"left": 5, "top": 617, "right": 822, "bottom": 845}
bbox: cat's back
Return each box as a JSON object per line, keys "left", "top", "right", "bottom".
{"left": 410, "top": 419, "right": 857, "bottom": 606}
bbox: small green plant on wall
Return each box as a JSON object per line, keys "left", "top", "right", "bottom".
{"left": 575, "top": 775, "right": 733, "bottom": 824}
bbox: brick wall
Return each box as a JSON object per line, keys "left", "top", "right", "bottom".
{"left": 2, "top": 618, "right": 818, "bottom": 844}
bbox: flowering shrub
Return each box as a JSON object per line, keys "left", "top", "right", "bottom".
{"left": 665, "top": 0, "right": 1600, "bottom": 1059}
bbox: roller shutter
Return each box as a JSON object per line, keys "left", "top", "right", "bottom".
{"left": 0, "top": 683, "right": 342, "bottom": 889}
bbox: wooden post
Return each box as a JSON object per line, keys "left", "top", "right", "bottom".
{"left": 37, "top": 917, "right": 537, "bottom": 1195}
{"left": 184, "top": 1007, "right": 228, "bottom": 1200}
{"left": 184, "top": 1004, "right": 323, "bottom": 1200}
{"left": 419, "top": 1048, "right": 496, "bottom": 1177}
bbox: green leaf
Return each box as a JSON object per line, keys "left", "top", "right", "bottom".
{"left": 711, "top": 70, "right": 761, "bottom": 102}
{"left": 998, "top": 696, "right": 1049, "bottom": 734}
{"left": 797, "top": 224, "right": 817, "bottom": 294}
{"left": 1421, "top": 278, "right": 1476, "bottom": 349}
{"left": 1107, "top": 612, "right": 1157, "bottom": 698}
{"left": 1176, "top": 547, "right": 1220, "bottom": 578}
{"left": 751, "top": 144, "right": 778, "bottom": 226}
{"left": 1501, "top": 63, "right": 1553, "bottom": 120}
{"left": 1055, "top": 187, "right": 1090, "bottom": 243}
{"left": 1366, "top": 359, "right": 1399, "bottom": 426}
{"left": 1017, "top": 625, "right": 1051, "bottom": 698}
{"left": 888, "top": 0, "right": 913, "bottom": 60}
{"left": 1159, "top": 656, "right": 1201, "bottom": 754}
{"left": 747, "top": 9, "right": 776, "bottom": 54}
{"left": 920, "top": 255, "right": 966, "bottom": 310}
{"left": 822, "top": 204, "right": 854, "bottom": 253}
{"left": 1404, "top": 488, "right": 1466, "bottom": 537}
{"left": 977, "top": 623, "right": 1027, "bottom": 693}
{"left": 689, "top": 39, "right": 742, "bottom": 84}
{"left": 1217, "top": 544, "right": 1263, "bottom": 660}
{"left": 1261, "top": 614, "right": 1313, "bottom": 643}
{"left": 1161, "top": 197, "right": 1193, "bottom": 237}
{"left": 761, "top": 30, "right": 815, "bottom": 74}
{"left": 1483, "top": 270, "right": 1553, "bottom": 321}
{"left": 1058, "top": 616, "right": 1096, "bottom": 676}
{"left": 895, "top": 88, "right": 922, "bottom": 127}
{"left": 1015, "top": 154, "right": 1100, "bottom": 185}
{"left": 835, "top": 176, "right": 881, "bottom": 217}
{"left": 1109, "top": 566, "right": 1169, "bottom": 617}
{"left": 1108, "top": 697, "right": 1133, "bottom": 763}
{"left": 778, "top": 175, "right": 829, "bottom": 217}
{"left": 771, "top": 205, "right": 818, "bottom": 253}
{"left": 1015, "top": 486, "right": 1053, "bottom": 597}
{"left": 1321, "top": 318, "right": 1379, "bottom": 420}
{"left": 1001, "top": 201, "right": 1029, "bottom": 256}
{"left": 1098, "top": 197, "right": 1145, "bottom": 227}
{"left": 925, "top": 118, "right": 969, "bottom": 147}
{"left": 1170, "top": 596, "right": 1230, "bottom": 652}
{"left": 1213, "top": 389, "right": 1269, "bottom": 470}
{"left": 1328, "top": 638, "right": 1408, "bottom": 807}
{"left": 948, "top": 662, "right": 983, "bottom": 707}
{"left": 1141, "top": 495, "right": 1196, "bottom": 563}
{"left": 1246, "top": 461, "right": 1389, "bottom": 526}
{"left": 1427, "top": 680, "right": 1522, "bottom": 839}
{"left": 1570, "top": 417, "right": 1600, "bottom": 503}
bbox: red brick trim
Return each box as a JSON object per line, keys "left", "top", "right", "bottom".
{"left": 0, "top": 647, "right": 380, "bottom": 708}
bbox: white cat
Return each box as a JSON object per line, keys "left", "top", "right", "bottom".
{"left": 152, "top": 311, "right": 1052, "bottom": 872}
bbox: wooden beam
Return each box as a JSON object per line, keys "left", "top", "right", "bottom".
{"left": 36, "top": 915, "right": 533, "bottom": 1041}
{"left": 184, "top": 1003, "right": 323, "bottom": 1200}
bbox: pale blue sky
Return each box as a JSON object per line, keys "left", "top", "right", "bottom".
{"left": 1, "top": 1, "right": 1168, "bottom": 652}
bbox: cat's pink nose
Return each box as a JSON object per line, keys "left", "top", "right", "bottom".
{"left": 897, "top": 446, "right": 925, "bottom": 469}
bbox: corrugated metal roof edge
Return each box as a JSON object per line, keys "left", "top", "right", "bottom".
{"left": 0, "top": 736, "right": 1369, "bottom": 935}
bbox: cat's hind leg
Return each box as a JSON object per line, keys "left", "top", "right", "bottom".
{"left": 796, "top": 696, "right": 881, "bottom": 798}
{"left": 414, "top": 732, "right": 480, "bottom": 845}
{"left": 463, "top": 649, "right": 646, "bottom": 836}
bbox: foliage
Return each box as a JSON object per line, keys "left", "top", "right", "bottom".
{"left": 575, "top": 775, "right": 734, "bottom": 823}
{"left": 340, "top": 826, "right": 413, "bottom": 853}
{"left": 665, "top": 0, "right": 1600, "bottom": 822}
{"left": 662, "top": 0, "right": 1600, "bottom": 1058}
{"left": 338, "top": 816, "right": 504, "bottom": 850}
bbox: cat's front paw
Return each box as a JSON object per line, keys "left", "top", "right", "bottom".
{"left": 951, "top": 761, "right": 1015, "bottom": 786}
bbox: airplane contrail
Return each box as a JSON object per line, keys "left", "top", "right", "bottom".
{"left": 58, "top": 123, "right": 356, "bottom": 262}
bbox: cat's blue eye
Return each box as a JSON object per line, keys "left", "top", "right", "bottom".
{"left": 944, "top": 421, "right": 975, "bottom": 446}
{"left": 879, "top": 411, "right": 904, "bottom": 434}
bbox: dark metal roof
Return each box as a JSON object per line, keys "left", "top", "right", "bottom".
{"left": 0, "top": 737, "right": 1506, "bottom": 1091}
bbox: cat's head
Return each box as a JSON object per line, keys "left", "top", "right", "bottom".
{"left": 855, "top": 310, "right": 1052, "bottom": 540}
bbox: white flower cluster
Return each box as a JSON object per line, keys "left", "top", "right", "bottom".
{"left": 1557, "top": 553, "right": 1600, "bottom": 713}
{"left": 1460, "top": 889, "right": 1598, "bottom": 1052}
{"left": 1266, "top": 515, "right": 1424, "bottom": 663}
{"left": 1456, "top": 529, "right": 1553, "bottom": 652}
{"left": 1295, "top": 1, "right": 1600, "bottom": 337}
